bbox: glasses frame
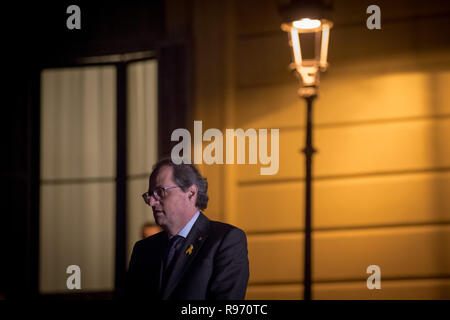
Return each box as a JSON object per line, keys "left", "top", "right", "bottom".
{"left": 142, "top": 186, "right": 179, "bottom": 205}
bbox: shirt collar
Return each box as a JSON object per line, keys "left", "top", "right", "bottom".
{"left": 169, "top": 211, "right": 200, "bottom": 239}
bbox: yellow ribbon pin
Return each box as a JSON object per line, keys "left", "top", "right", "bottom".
{"left": 185, "top": 244, "right": 194, "bottom": 255}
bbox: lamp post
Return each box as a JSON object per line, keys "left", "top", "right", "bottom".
{"left": 281, "top": 7, "right": 332, "bottom": 301}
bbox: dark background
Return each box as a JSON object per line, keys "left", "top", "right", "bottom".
{"left": 4, "top": 0, "right": 450, "bottom": 301}
{"left": 2, "top": 1, "right": 191, "bottom": 299}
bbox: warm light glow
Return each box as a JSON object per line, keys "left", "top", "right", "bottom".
{"left": 319, "top": 24, "right": 330, "bottom": 68}
{"left": 293, "top": 18, "right": 321, "bottom": 30}
{"left": 299, "top": 66, "right": 317, "bottom": 86}
{"left": 281, "top": 18, "right": 333, "bottom": 92}
{"left": 290, "top": 28, "right": 302, "bottom": 67}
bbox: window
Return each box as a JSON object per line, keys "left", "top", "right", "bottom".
{"left": 39, "top": 57, "right": 158, "bottom": 294}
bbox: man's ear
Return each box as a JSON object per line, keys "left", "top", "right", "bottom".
{"left": 187, "top": 185, "right": 198, "bottom": 200}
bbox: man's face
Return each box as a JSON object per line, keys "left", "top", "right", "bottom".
{"left": 148, "top": 165, "right": 190, "bottom": 232}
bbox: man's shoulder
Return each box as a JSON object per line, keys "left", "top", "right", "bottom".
{"left": 209, "top": 219, "right": 238, "bottom": 232}
{"left": 134, "top": 231, "right": 166, "bottom": 249}
{"left": 203, "top": 218, "right": 248, "bottom": 255}
{"left": 206, "top": 217, "right": 246, "bottom": 239}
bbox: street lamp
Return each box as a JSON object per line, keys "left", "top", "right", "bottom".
{"left": 281, "top": 18, "right": 332, "bottom": 97}
{"left": 280, "top": 1, "right": 332, "bottom": 301}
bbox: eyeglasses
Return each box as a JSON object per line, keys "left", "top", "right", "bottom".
{"left": 142, "top": 186, "right": 179, "bottom": 205}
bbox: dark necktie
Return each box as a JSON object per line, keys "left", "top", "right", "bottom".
{"left": 162, "top": 235, "right": 184, "bottom": 287}
{"left": 165, "top": 235, "right": 184, "bottom": 268}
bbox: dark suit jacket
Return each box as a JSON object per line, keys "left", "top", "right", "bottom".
{"left": 124, "top": 213, "right": 249, "bottom": 300}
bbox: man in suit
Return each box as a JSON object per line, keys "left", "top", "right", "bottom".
{"left": 125, "top": 159, "right": 249, "bottom": 300}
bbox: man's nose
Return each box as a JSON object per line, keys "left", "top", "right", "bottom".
{"left": 149, "top": 195, "right": 160, "bottom": 206}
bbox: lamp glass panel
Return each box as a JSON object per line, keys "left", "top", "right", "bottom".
{"left": 299, "top": 33, "right": 316, "bottom": 61}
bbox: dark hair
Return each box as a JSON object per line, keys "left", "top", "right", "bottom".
{"left": 149, "top": 158, "right": 209, "bottom": 210}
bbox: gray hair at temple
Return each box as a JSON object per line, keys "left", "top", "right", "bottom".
{"left": 149, "top": 158, "right": 209, "bottom": 210}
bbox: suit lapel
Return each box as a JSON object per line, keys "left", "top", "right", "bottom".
{"left": 162, "top": 213, "right": 210, "bottom": 299}
{"left": 158, "top": 235, "right": 169, "bottom": 295}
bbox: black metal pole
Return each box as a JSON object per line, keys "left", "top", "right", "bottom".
{"left": 302, "top": 94, "right": 316, "bottom": 300}
{"left": 115, "top": 62, "right": 128, "bottom": 293}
